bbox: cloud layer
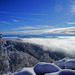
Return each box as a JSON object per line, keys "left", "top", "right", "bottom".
{"left": 3, "top": 26, "right": 75, "bottom": 35}
{"left": 21, "top": 37, "right": 75, "bottom": 56}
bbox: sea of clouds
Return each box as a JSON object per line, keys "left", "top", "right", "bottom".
{"left": 21, "top": 36, "right": 75, "bottom": 56}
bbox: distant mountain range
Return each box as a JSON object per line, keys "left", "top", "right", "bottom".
{"left": 2, "top": 33, "right": 75, "bottom": 38}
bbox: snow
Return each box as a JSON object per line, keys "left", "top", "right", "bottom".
{"left": 54, "top": 58, "right": 75, "bottom": 70}
{"left": 54, "top": 58, "right": 69, "bottom": 69}
{"left": 3, "top": 58, "right": 75, "bottom": 75}
{"left": 65, "top": 59, "right": 75, "bottom": 70}
{"left": 14, "top": 71, "right": 33, "bottom": 75}
{"left": 3, "top": 67, "right": 35, "bottom": 75}
{"left": 6, "top": 45, "right": 12, "bottom": 50}
{"left": 14, "top": 67, "right": 35, "bottom": 75}
{"left": 45, "top": 69, "right": 75, "bottom": 75}
{"left": 34, "top": 62, "right": 60, "bottom": 75}
{"left": 58, "top": 69, "right": 75, "bottom": 75}
{"left": 3, "top": 72, "right": 14, "bottom": 75}
{"left": 45, "top": 72, "right": 58, "bottom": 75}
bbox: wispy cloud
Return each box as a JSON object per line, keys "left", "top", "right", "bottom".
{"left": 13, "top": 19, "right": 19, "bottom": 22}
{"left": 14, "top": 26, "right": 34, "bottom": 30}
{"left": 71, "top": 3, "right": 75, "bottom": 15}
{"left": 71, "top": 0, "right": 75, "bottom": 4}
{"left": 14, "top": 17, "right": 42, "bottom": 21}
{"left": 4, "top": 26, "right": 75, "bottom": 35}
{"left": 0, "top": 12, "right": 48, "bottom": 15}
{"left": 66, "top": 22, "right": 75, "bottom": 24}
{"left": 71, "top": 5, "right": 75, "bottom": 12}
{"left": 32, "top": 14, "right": 48, "bottom": 15}
{"left": 3, "top": 29, "right": 46, "bottom": 35}
{"left": 44, "top": 27, "right": 75, "bottom": 35}
{"left": 13, "top": 25, "right": 53, "bottom": 30}
{"left": 0, "top": 21, "right": 11, "bottom": 24}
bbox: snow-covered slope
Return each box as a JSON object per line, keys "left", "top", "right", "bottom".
{"left": 45, "top": 69, "right": 75, "bottom": 75}
{"left": 3, "top": 67, "right": 35, "bottom": 75}
{"left": 34, "top": 62, "right": 60, "bottom": 75}
{"left": 65, "top": 59, "right": 75, "bottom": 69}
{"left": 3, "top": 58, "right": 75, "bottom": 75}
{"left": 14, "top": 67, "right": 35, "bottom": 75}
{"left": 54, "top": 58, "right": 69, "bottom": 69}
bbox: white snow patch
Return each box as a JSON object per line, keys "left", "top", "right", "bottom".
{"left": 45, "top": 69, "right": 75, "bottom": 75}
{"left": 14, "top": 67, "right": 35, "bottom": 75}
{"left": 54, "top": 58, "right": 69, "bottom": 69}
{"left": 34, "top": 62, "right": 60, "bottom": 75}
{"left": 65, "top": 59, "right": 75, "bottom": 70}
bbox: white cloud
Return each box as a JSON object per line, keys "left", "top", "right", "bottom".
{"left": 0, "top": 12, "right": 48, "bottom": 15}
{"left": 44, "top": 27, "right": 75, "bottom": 35}
{"left": 0, "top": 21, "right": 11, "bottom": 24}
{"left": 14, "top": 17, "right": 41, "bottom": 21}
{"left": 3, "top": 30, "right": 46, "bottom": 35}
{"left": 70, "top": 2, "right": 75, "bottom": 15}
{"left": 31, "top": 14, "right": 48, "bottom": 15}
{"left": 71, "top": 5, "right": 75, "bottom": 12}
{"left": 13, "top": 19, "right": 19, "bottom": 22}
{"left": 13, "top": 25, "right": 53, "bottom": 31}
{"left": 71, "top": 4, "right": 75, "bottom": 15}
{"left": 67, "top": 22, "right": 75, "bottom": 24}
{"left": 21, "top": 37, "right": 75, "bottom": 55}
{"left": 3, "top": 26, "right": 75, "bottom": 35}
{"left": 14, "top": 26, "right": 34, "bottom": 30}
{"left": 71, "top": 0, "right": 75, "bottom": 4}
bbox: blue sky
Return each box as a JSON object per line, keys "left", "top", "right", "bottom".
{"left": 0, "top": 0, "right": 75, "bottom": 35}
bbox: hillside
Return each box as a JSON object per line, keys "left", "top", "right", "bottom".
{"left": 3, "top": 58, "right": 75, "bottom": 75}
{"left": 0, "top": 36, "right": 75, "bottom": 74}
